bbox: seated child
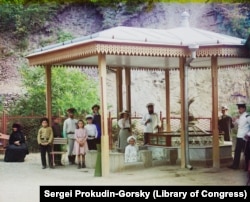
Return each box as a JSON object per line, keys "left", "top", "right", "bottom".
{"left": 124, "top": 136, "right": 138, "bottom": 163}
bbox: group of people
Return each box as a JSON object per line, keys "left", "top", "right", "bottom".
{"left": 117, "top": 102, "right": 161, "bottom": 163}
{"left": 36, "top": 104, "right": 101, "bottom": 169}
{"left": 223, "top": 102, "right": 250, "bottom": 171}
{"left": 119, "top": 101, "right": 250, "bottom": 171}
{"left": 4, "top": 100, "right": 250, "bottom": 172}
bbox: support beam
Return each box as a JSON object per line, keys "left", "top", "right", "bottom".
{"left": 211, "top": 56, "right": 220, "bottom": 168}
{"left": 125, "top": 68, "right": 131, "bottom": 113}
{"left": 45, "top": 65, "right": 52, "bottom": 125}
{"left": 179, "top": 57, "right": 186, "bottom": 169}
{"left": 165, "top": 69, "right": 171, "bottom": 132}
{"left": 116, "top": 68, "right": 123, "bottom": 117}
{"left": 98, "top": 54, "right": 109, "bottom": 176}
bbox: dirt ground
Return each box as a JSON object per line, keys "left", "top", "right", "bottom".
{"left": 0, "top": 153, "right": 248, "bottom": 202}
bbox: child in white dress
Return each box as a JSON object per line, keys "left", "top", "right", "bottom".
{"left": 124, "top": 136, "right": 138, "bottom": 163}
{"left": 73, "top": 120, "right": 88, "bottom": 168}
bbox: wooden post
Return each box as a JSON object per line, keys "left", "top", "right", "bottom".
{"left": 211, "top": 56, "right": 220, "bottom": 168}
{"left": 116, "top": 67, "right": 123, "bottom": 117}
{"left": 45, "top": 65, "right": 52, "bottom": 126}
{"left": 179, "top": 57, "right": 186, "bottom": 169}
{"left": 165, "top": 69, "right": 171, "bottom": 132}
{"left": 98, "top": 54, "right": 110, "bottom": 177}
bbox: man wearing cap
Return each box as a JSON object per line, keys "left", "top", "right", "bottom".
{"left": 63, "top": 108, "right": 78, "bottom": 165}
{"left": 141, "top": 103, "right": 161, "bottom": 145}
{"left": 218, "top": 105, "right": 234, "bottom": 141}
{"left": 85, "top": 114, "right": 98, "bottom": 150}
{"left": 228, "top": 102, "right": 250, "bottom": 170}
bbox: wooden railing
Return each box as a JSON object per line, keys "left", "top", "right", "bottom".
{"left": 147, "top": 132, "right": 224, "bottom": 147}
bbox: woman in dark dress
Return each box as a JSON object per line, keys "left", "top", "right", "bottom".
{"left": 4, "top": 123, "right": 29, "bottom": 162}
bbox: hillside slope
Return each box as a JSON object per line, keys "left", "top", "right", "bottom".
{"left": 0, "top": 3, "right": 249, "bottom": 117}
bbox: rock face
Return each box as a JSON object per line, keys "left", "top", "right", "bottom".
{"left": 0, "top": 3, "right": 249, "bottom": 117}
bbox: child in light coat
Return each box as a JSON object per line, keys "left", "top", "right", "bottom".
{"left": 124, "top": 136, "right": 138, "bottom": 163}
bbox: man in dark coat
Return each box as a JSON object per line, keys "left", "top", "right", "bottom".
{"left": 92, "top": 104, "right": 101, "bottom": 145}
{"left": 52, "top": 116, "right": 63, "bottom": 166}
{"left": 218, "top": 105, "right": 234, "bottom": 141}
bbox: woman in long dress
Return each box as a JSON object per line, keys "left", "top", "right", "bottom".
{"left": 117, "top": 110, "right": 131, "bottom": 153}
{"left": 4, "top": 123, "right": 29, "bottom": 162}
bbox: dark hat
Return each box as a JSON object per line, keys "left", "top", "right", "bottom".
{"left": 146, "top": 103, "right": 154, "bottom": 108}
{"left": 67, "top": 108, "right": 76, "bottom": 114}
{"left": 12, "top": 123, "right": 21, "bottom": 130}
{"left": 92, "top": 104, "right": 100, "bottom": 110}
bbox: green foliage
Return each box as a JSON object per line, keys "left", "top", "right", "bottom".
{"left": 160, "top": 0, "right": 250, "bottom": 2}
{"left": 7, "top": 65, "right": 100, "bottom": 117}
{"left": 0, "top": 96, "right": 4, "bottom": 112}
{"left": 51, "top": 67, "right": 99, "bottom": 116}
{"left": 0, "top": 3, "right": 58, "bottom": 43}
{"left": 89, "top": 0, "right": 156, "bottom": 9}
{"left": 57, "top": 30, "right": 74, "bottom": 42}
{"left": 16, "top": 38, "right": 29, "bottom": 50}
{"left": 39, "top": 37, "right": 55, "bottom": 47}
{"left": 214, "top": 4, "right": 250, "bottom": 39}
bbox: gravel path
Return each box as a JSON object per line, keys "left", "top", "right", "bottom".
{"left": 0, "top": 153, "right": 248, "bottom": 202}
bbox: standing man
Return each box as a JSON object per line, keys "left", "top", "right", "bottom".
{"left": 141, "top": 103, "right": 161, "bottom": 145}
{"left": 228, "top": 102, "right": 250, "bottom": 170}
{"left": 92, "top": 104, "right": 101, "bottom": 145}
{"left": 218, "top": 105, "right": 234, "bottom": 141}
{"left": 51, "top": 116, "right": 63, "bottom": 166}
{"left": 63, "top": 108, "right": 78, "bottom": 165}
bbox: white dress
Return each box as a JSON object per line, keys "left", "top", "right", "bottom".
{"left": 124, "top": 144, "right": 138, "bottom": 163}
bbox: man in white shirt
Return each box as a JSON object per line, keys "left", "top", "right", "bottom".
{"left": 228, "top": 102, "right": 250, "bottom": 170}
{"left": 63, "top": 108, "right": 78, "bottom": 165}
{"left": 141, "top": 103, "right": 161, "bottom": 145}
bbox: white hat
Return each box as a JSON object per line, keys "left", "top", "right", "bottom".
{"left": 236, "top": 101, "right": 246, "bottom": 105}
{"left": 236, "top": 101, "right": 246, "bottom": 108}
{"left": 86, "top": 114, "right": 93, "bottom": 119}
{"left": 221, "top": 106, "right": 228, "bottom": 110}
{"left": 127, "top": 136, "right": 136, "bottom": 143}
{"left": 119, "top": 110, "right": 130, "bottom": 116}
{"left": 146, "top": 103, "right": 154, "bottom": 108}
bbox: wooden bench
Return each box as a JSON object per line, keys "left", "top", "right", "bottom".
{"left": 50, "top": 138, "right": 68, "bottom": 166}
{"left": 0, "top": 133, "right": 10, "bottom": 154}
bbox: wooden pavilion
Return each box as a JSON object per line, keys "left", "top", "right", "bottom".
{"left": 26, "top": 12, "right": 250, "bottom": 176}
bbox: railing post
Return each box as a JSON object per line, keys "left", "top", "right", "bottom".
{"left": 108, "top": 112, "right": 112, "bottom": 150}
{"left": 3, "top": 111, "right": 7, "bottom": 134}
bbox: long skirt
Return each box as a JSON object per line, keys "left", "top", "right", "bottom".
{"left": 4, "top": 143, "right": 29, "bottom": 162}
{"left": 118, "top": 128, "right": 131, "bottom": 153}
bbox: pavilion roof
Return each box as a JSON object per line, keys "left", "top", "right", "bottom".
{"left": 26, "top": 12, "right": 250, "bottom": 70}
